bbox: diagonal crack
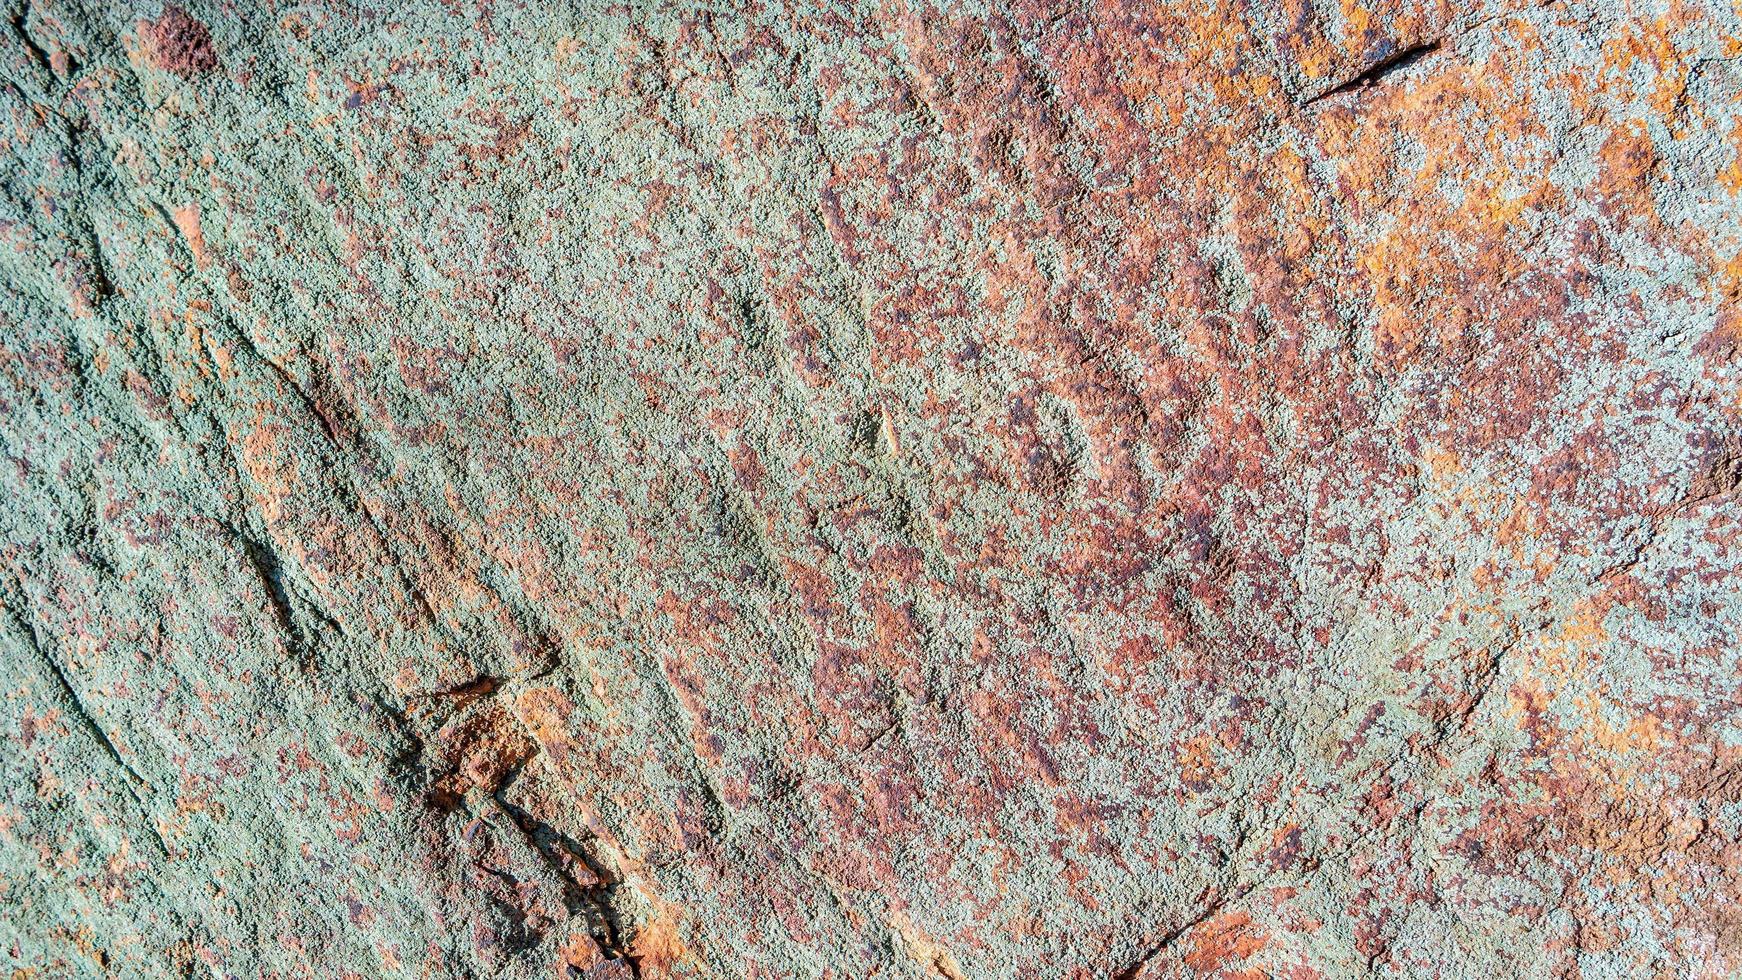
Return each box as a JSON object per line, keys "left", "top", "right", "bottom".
{"left": 486, "top": 759, "right": 644, "bottom": 976}
{"left": 496, "top": 798, "right": 641, "bottom": 972}
{"left": 1300, "top": 40, "right": 1441, "bottom": 107}
{"left": 218, "top": 521, "right": 342, "bottom": 666}
{"left": 1113, "top": 881, "right": 1257, "bottom": 979}
{"left": 2, "top": 594, "right": 146, "bottom": 789}
{"left": 1, "top": 586, "right": 170, "bottom": 858}
{"left": 1296, "top": 1, "right": 1555, "bottom": 108}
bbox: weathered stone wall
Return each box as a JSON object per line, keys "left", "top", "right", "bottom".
{"left": 3, "top": 1, "right": 1740, "bottom": 976}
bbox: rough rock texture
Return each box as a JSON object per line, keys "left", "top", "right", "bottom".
{"left": 3, "top": 0, "right": 1741, "bottom": 977}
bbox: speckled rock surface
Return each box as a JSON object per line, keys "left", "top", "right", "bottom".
{"left": 3, "top": 1, "right": 1741, "bottom": 977}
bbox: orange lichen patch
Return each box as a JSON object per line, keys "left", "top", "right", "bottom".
{"left": 514, "top": 686, "right": 575, "bottom": 763}
{"left": 627, "top": 908, "right": 695, "bottom": 978}
{"left": 2, "top": 0, "right": 1737, "bottom": 974}
{"left": 1572, "top": 692, "right": 1665, "bottom": 758}
{"left": 235, "top": 421, "right": 296, "bottom": 524}
{"left": 1599, "top": 11, "right": 1684, "bottom": 78}
{"left": 1176, "top": 733, "right": 1225, "bottom": 793}
{"left": 171, "top": 204, "right": 209, "bottom": 268}
{"left": 425, "top": 696, "right": 538, "bottom": 810}
{"left": 890, "top": 910, "right": 966, "bottom": 980}
{"left": 554, "top": 933, "right": 610, "bottom": 975}
{"left": 1184, "top": 909, "right": 1268, "bottom": 974}
{"left": 1720, "top": 118, "right": 1742, "bottom": 193}
{"left": 1529, "top": 601, "right": 1610, "bottom": 690}
{"left": 1558, "top": 785, "right": 1711, "bottom": 863}
{"left": 1595, "top": 121, "right": 1664, "bottom": 222}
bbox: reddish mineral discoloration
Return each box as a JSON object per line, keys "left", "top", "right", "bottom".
{"left": 142, "top": 5, "right": 218, "bottom": 78}
{"left": 3, "top": 0, "right": 1742, "bottom": 976}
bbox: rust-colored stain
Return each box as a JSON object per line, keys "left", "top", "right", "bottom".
{"left": 2, "top": 0, "right": 1741, "bottom": 977}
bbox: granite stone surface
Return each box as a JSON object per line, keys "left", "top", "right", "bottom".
{"left": 3, "top": 1, "right": 1742, "bottom": 976}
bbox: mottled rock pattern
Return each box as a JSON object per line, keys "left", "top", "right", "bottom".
{"left": 3, "top": 0, "right": 1741, "bottom": 977}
